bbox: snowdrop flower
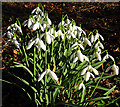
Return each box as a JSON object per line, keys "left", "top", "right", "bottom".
{"left": 77, "top": 26, "right": 86, "bottom": 36}
{"left": 84, "top": 72, "right": 95, "bottom": 82}
{"left": 103, "top": 53, "right": 115, "bottom": 61}
{"left": 57, "top": 30, "right": 65, "bottom": 40}
{"left": 78, "top": 83, "right": 85, "bottom": 90}
{"left": 7, "top": 31, "right": 14, "bottom": 39}
{"left": 46, "top": 32, "right": 55, "bottom": 44}
{"left": 94, "top": 32, "right": 104, "bottom": 42}
{"left": 47, "top": 17, "right": 52, "bottom": 25}
{"left": 7, "top": 23, "right": 22, "bottom": 33}
{"left": 38, "top": 69, "right": 58, "bottom": 81}
{"left": 84, "top": 38, "right": 91, "bottom": 46}
{"left": 71, "top": 42, "right": 84, "bottom": 50}
{"left": 14, "top": 23, "right": 22, "bottom": 33}
{"left": 58, "top": 20, "right": 65, "bottom": 28}
{"left": 26, "top": 38, "right": 46, "bottom": 51}
{"left": 32, "top": 21, "right": 44, "bottom": 31}
{"left": 12, "top": 37, "right": 20, "bottom": 48}
{"left": 77, "top": 50, "right": 84, "bottom": 62}
{"left": 81, "top": 65, "right": 99, "bottom": 76}
{"left": 91, "top": 35, "right": 94, "bottom": 43}
{"left": 73, "top": 50, "right": 89, "bottom": 63}
{"left": 105, "top": 64, "right": 119, "bottom": 75}
{"left": 95, "top": 41, "right": 104, "bottom": 49}
{"left": 32, "top": 7, "right": 44, "bottom": 16}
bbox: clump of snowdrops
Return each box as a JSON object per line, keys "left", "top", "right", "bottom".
{"left": 2, "top": 4, "right": 119, "bottom": 107}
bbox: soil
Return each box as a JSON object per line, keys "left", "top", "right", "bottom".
{"left": 2, "top": 2, "right": 120, "bottom": 107}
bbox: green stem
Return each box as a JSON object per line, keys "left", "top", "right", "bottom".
{"left": 89, "top": 72, "right": 104, "bottom": 98}
{"left": 23, "top": 46, "right": 29, "bottom": 67}
{"left": 34, "top": 45, "right": 37, "bottom": 104}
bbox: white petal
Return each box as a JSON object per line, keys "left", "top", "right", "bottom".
{"left": 83, "top": 55, "right": 89, "bottom": 61}
{"left": 81, "top": 67, "right": 88, "bottom": 75}
{"left": 99, "top": 42, "right": 104, "bottom": 49}
{"left": 84, "top": 38, "right": 91, "bottom": 46}
{"left": 94, "top": 33, "right": 99, "bottom": 42}
{"left": 112, "top": 64, "right": 119, "bottom": 75}
{"left": 12, "top": 38, "right": 19, "bottom": 48}
{"left": 15, "top": 23, "right": 22, "bottom": 33}
{"left": 108, "top": 55, "right": 115, "bottom": 61}
{"left": 92, "top": 67, "right": 99, "bottom": 75}
{"left": 47, "top": 17, "right": 52, "bottom": 25}
{"left": 22, "top": 20, "right": 28, "bottom": 26}
{"left": 85, "top": 72, "right": 90, "bottom": 82}
{"left": 46, "top": 33, "right": 51, "bottom": 44}
{"left": 39, "top": 40, "right": 46, "bottom": 51}
{"left": 26, "top": 39, "right": 35, "bottom": 50}
{"left": 7, "top": 31, "right": 14, "bottom": 39}
{"left": 99, "top": 34, "right": 104, "bottom": 41}
{"left": 105, "top": 66, "right": 112, "bottom": 72}
{"left": 38, "top": 71, "right": 46, "bottom": 81}
{"left": 32, "top": 22, "right": 40, "bottom": 31}
{"left": 91, "top": 35, "right": 94, "bottom": 43}
{"left": 78, "top": 44, "right": 84, "bottom": 50}
{"left": 49, "top": 71, "right": 58, "bottom": 81}
{"left": 28, "top": 19, "right": 33, "bottom": 28}
{"left": 96, "top": 52, "right": 101, "bottom": 61}
{"left": 70, "top": 52, "right": 76, "bottom": 60}
{"left": 71, "top": 42, "right": 78, "bottom": 49}
{"left": 90, "top": 72, "right": 95, "bottom": 78}
{"left": 103, "top": 54, "right": 109, "bottom": 60}
{"left": 73, "top": 57, "right": 78, "bottom": 63}
{"left": 78, "top": 83, "right": 85, "bottom": 90}
{"left": 77, "top": 50, "right": 84, "bottom": 62}
{"left": 39, "top": 24, "right": 44, "bottom": 32}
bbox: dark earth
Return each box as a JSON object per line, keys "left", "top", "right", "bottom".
{"left": 2, "top": 2, "right": 120, "bottom": 107}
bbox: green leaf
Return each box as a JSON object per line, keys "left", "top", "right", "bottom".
{"left": 0, "top": 79, "right": 32, "bottom": 100}
{"left": 76, "top": 61, "right": 88, "bottom": 70}
{"left": 45, "top": 94, "right": 49, "bottom": 105}
{"left": 8, "top": 72, "right": 37, "bottom": 93}
{"left": 92, "top": 60, "right": 106, "bottom": 68}
{"left": 88, "top": 96, "right": 110, "bottom": 102}
{"left": 89, "top": 85, "right": 109, "bottom": 91}
{"left": 11, "top": 64, "right": 33, "bottom": 77}
{"left": 51, "top": 85, "right": 64, "bottom": 88}
{"left": 104, "top": 85, "right": 116, "bottom": 96}
{"left": 64, "top": 49, "right": 67, "bottom": 57}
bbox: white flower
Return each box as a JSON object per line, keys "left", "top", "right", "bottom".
{"left": 38, "top": 69, "right": 58, "bottom": 81}
{"left": 84, "top": 38, "right": 91, "bottom": 46}
{"left": 84, "top": 72, "right": 95, "bottom": 82}
{"left": 71, "top": 42, "right": 84, "bottom": 50}
{"left": 105, "top": 64, "right": 119, "bottom": 75}
{"left": 58, "top": 20, "right": 65, "bottom": 28}
{"left": 81, "top": 65, "right": 99, "bottom": 76}
{"left": 72, "top": 50, "right": 89, "bottom": 63}
{"left": 32, "top": 22, "right": 40, "bottom": 31}
{"left": 12, "top": 37, "right": 20, "bottom": 48}
{"left": 7, "top": 31, "right": 14, "bottom": 39}
{"left": 31, "top": 7, "right": 43, "bottom": 15}
{"left": 47, "top": 17, "right": 52, "bottom": 25}
{"left": 77, "top": 50, "right": 84, "bottom": 62}
{"left": 78, "top": 83, "right": 85, "bottom": 90}
{"left": 94, "top": 32, "right": 104, "bottom": 42}
{"left": 95, "top": 52, "right": 101, "bottom": 61}
{"left": 112, "top": 64, "right": 119, "bottom": 75}
{"left": 103, "top": 53, "right": 115, "bottom": 61}
{"left": 14, "top": 23, "right": 22, "bottom": 33}
{"left": 28, "top": 18, "right": 33, "bottom": 28}
{"left": 91, "top": 35, "right": 94, "bottom": 43}
{"left": 95, "top": 41, "right": 104, "bottom": 49}
{"left": 26, "top": 38, "right": 46, "bottom": 51}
